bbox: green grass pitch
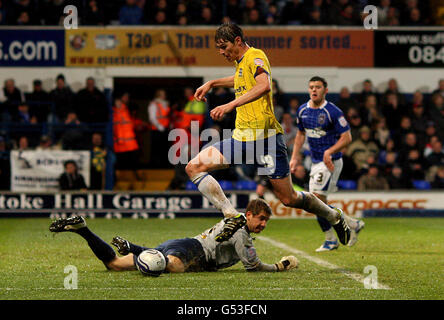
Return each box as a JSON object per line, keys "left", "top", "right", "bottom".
{"left": 0, "top": 217, "right": 443, "bottom": 300}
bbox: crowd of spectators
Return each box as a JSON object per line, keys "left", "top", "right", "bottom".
{"left": 0, "top": 74, "right": 108, "bottom": 125}
{"left": 0, "top": 0, "right": 436, "bottom": 27}
{"left": 290, "top": 78, "right": 444, "bottom": 191}
{"left": 163, "top": 76, "right": 444, "bottom": 192}
{"left": 1, "top": 74, "right": 444, "bottom": 191}
{"left": 0, "top": 74, "right": 109, "bottom": 190}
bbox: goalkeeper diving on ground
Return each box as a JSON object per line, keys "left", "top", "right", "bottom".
{"left": 49, "top": 198, "right": 298, "bottom": 274}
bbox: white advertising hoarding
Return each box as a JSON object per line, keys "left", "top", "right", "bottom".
{"left": 11, "top": 150, "right": 90, "bottom": 191}
{"left": 255, "top": 191, "right": 444, "bottom": 218}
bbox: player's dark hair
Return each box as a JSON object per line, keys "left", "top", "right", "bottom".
{"left": 215, "top": 23, "right": 245, "bottom": 43}
{"left": 309, "top": 76, "right": 328, "bottom": 88}
{"left": 246, "top": 198, "right": 272, "bottom": 216}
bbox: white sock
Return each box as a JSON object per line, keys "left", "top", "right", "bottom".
{"left": 325, "top": 229, "right": 337, "bottom": 242}
{"left": 300, "top": 192, "right": 339, "bottom": 225}
{"left": 191, "top": 172, "right": 238, "bottom": 218}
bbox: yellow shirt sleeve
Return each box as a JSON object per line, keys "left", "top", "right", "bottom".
{"left": 246, "top": 50, "right": 270, "bottom": 79}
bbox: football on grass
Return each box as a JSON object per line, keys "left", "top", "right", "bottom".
{"left": 136, "top": 249, "right": 166, "bottom": 277}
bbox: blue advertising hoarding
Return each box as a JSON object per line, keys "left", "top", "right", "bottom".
{"left": 0, "top": 29, "right": 64, "bottom": 66}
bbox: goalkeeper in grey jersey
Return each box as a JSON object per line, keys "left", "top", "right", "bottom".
{"left": 49, "top": 198, "right": 298, "bottom": 274}
{"left": 195, "top": 200, "right": 290, "bottom": 272}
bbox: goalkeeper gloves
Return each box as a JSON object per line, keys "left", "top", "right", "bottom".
{"left": 275, "top": 256, "right": 299, "bottom": 271}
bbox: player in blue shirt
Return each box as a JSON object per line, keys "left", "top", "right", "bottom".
{"left": 290, "top": 76, "right": 365, "bottom": 252}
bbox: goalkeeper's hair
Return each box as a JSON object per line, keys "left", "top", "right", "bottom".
{"left": 246, "top": 198, "right": 272, "bottom": 217}
{"left": 215, "top": 23, "right": 245, "bottom": 44}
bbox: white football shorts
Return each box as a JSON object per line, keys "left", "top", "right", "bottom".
{"left": 308, "top": 158, "right": 343, "bottom": 196}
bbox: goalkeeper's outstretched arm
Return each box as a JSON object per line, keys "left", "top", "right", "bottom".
{"left": 247, "top": 256, "right": 299, "bottom": 272}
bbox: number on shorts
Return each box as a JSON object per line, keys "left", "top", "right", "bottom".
{"left": 260, "top": 155, "right": 275, "bottom": 168}
{"left": 317, "top": 172, "right": 324, "bottom": 183}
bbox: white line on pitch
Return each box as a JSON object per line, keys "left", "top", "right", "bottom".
{"left": 0, "top": 287, "right": 361, "bottom": 291}
{"left": 258, "top": 236, "right": 391, "bottom": 290}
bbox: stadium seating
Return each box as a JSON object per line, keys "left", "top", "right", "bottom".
{"left": 114, "top": 170, "right": 137, "bottom": 190}
{"left": 113, "top": 181, "right": 133, "bottom": 191}
{"left": 219, "top": 180, "right": 235, "bottom": 190}
{"left": 235, "top": 180, "right": 257, "bottom": 191}
{"left": 137, "top": 169, "right": 175, "bottom": 191}
{"left": 115, "top": 170, "right": 138, "bottom": 182}
{"left": 136, "top": 169, "right": 150, "bottom": 181}
{"left": 412, "top": 180, "right": 431, "bottom": 190}
{"left": 186, "top": 180, "right": 254, "bottom": 191}
{"left": 114, "top": 169, "right": 174, "bottom": 191}
{"left": 337, "top": 180, "right": 358, "bottom": 190}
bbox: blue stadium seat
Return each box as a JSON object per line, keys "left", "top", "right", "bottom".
{"left": 219, "top": 180, "right": 235, "bottom": 190}
{"left": 337, "top": 180, "right": 357, "bottom": 190}
{"left": 235, "top": 180, "right": 257, "bottom": 191}
{"left": 185, "top": 181, "right": 198, "bottom": 190}
{"left": 412, "top": 180, "right": 431, "bottom": 190}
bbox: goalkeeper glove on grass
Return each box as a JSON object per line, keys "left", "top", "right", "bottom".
{"left": 275, "top": 256, "right": 299, "bottom": 271}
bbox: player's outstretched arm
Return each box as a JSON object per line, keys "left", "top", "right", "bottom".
{"left": 247, "top": 256, "right": 299, "bottom": 272}
{"left": 234, "top": 237, "right": 299, "bottom": 272}
{"left": 290, "top": 130, "right": 306, "bottom": 174}
{"left": 194, "top": 76, "right": 235, "bottom": 102}
{"left": 209, "top": 72, "right": 271, "bottom": 121}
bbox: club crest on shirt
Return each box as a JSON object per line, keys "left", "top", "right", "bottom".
{"left": 254, "top": 58, "right": 264, "bottom": 66}
{"left": 317, "top": 113, "right": 326, "bottom": 125}
{"left": 245, "top": 246, "right": 256, "bottom": 260}
{"left": 338, "top": 116, "right": 348, "bottom": 127}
